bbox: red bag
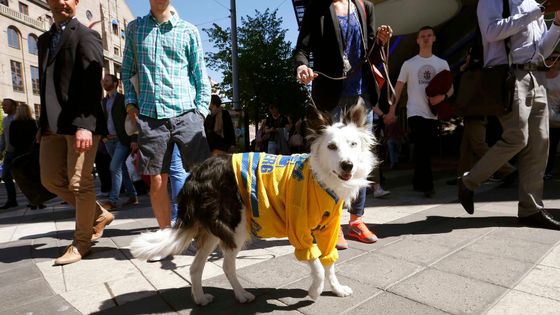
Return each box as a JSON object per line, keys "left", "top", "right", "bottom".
{"left": 426, "top": 70, "right": 454, "bottom": 120}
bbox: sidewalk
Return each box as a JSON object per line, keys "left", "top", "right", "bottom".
{"left": 1, "top": 167, "right": 559, "bottom": 315}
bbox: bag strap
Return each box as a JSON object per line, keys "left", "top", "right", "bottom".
{"left": 502, "top": 0, "right": 512, "bottom": 66}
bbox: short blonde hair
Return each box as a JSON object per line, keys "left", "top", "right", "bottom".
{"left": 15, "top": 103, "right": 33, "bottom": 121}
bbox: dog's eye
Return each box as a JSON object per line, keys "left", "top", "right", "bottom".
{"left": 327, "top": 143, "right": 338, "bottom": 150}
{"left": 350, "top": 141, "right": 358, "bottom": 147}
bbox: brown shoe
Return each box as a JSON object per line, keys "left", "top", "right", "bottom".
{"left": 54, "top": 245, "right": 90, "bottom": 265}
{"left": 121, "top": 196, "right": 139, "bottom": 207}
{"left": 92, "top": 208, "right": 114, "bottom": 241}
{"left": 100, "top": 200, "right": 118, "bottom": 210}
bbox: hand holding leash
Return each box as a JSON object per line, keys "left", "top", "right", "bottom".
{"left": 297, "top": 64, "right": 318, "bottom": 84}
{"left": 376, "top": 25, "right": 393, "bottom": 45}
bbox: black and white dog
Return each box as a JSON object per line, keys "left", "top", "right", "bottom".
{"left": 130, "top": 103, "right": 376, "bottom": 305}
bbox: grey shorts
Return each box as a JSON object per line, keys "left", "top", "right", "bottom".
{"left": 136, "top": 111, "right": 210, "bottom": 175}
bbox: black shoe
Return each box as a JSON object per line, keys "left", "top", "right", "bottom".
{"left": 518, "top": 210, "right": 560, "bottom": 230}
{"left": 0, "top": 201, "right": 18, "bottom": 210}
{"left": 458, "top": 178, "right": 474, "bottom": 214}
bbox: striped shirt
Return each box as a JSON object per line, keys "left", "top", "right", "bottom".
{"left": 121, "top": 12, "right": 211, "bottom": 119}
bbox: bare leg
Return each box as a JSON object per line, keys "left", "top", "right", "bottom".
{"left": 149, "top": 174, "right": 171, "bottom": 229}
{"left": 325, "top": 263, "right": 352, "bottom": 297}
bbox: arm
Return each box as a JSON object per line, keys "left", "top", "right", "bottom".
{"left": 477, "top": 0, "right": 543, "bottom": 43}
{"left": 294, "top": 0, "right": 319, "bottom": 84}
{"left": 384, "top": 80, "right": 405, "bottom": 125}
{"left": 312, "top": 208, "right": 341, "bottom": 266}
{"left": 538, "top": 13, "right": 560, "bottom": 59}
{"left": 122, "top": 20, "right": 138, "bottom": 109}
{"left": 188, "top": 27, "right": 211, "bottom": 117}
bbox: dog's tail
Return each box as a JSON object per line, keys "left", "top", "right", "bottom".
{"left": 130, "top": 228, "right": 195, "bottom": 260}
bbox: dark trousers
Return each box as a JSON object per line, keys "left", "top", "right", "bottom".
{"left": 408, "top": 116, "right": 438, "bottom": 192}
{"left": 2, "top": 151, "right": 17, "bottom": 203}
{"left": 546, "top": 127, "right": 560, "bottom": 175}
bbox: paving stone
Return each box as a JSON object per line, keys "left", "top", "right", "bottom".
{"left": 107, "top": 273, "right": 156, "bottom": 306}
{"left": 433, "top": 249, "right": 533, "bottom": 287}
{"left": 375, "top": 239, "right": 452, "bottom": 265}
{"left": 90, "top": 293, "right": 175, "bottom": 315}
{"left": 60, "top": 282, "right": 116, "bottom": 314}
{"left": 0, "top": 278, "right": 54, "bottom": 312}
{"left": 465, "top": 233, "right": 552, "bottom": 263}
{"left": 0, "top": 263, "right": 42, "bottom": 284}
{"left": 275, "top": 274, "right": 380, "bottom": 315}
{"left": 408, "top": 222, "right": 492, "bottom": 249}
{"left": 0, "top": 294, "right": 80, "bottom": 315}
{"left": 487, "top": 289, "right": 560, "bottom": 315}
{"left": 0, "top": 239, "right": 33, "bottom": 271}
{"left": 336, "top": 253, "right": 422, "bottom": 289}
{"left": 514, "top": 265, "right": 560, "bottom": 301}
{"left": 235, "top": 254, "right": 309, "bottom": 289}
{"left": 489, "top": 227, "right": 560, "bottom": 246}
{"left": 350, "top": 292, "right": 449, "bottom": 315}
{"left": 390, "top": 268, "right": 505, "bottom": 314}
{"left": 540, "top": 244, "right": 560, "bottom": 269}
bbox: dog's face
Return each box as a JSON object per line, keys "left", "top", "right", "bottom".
{"left": 306, "top": 102, "right": 376, "bottom": 192}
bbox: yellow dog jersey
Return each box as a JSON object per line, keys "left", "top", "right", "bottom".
{"left": 232, "top": 152, "right": 344, "bottom": 266}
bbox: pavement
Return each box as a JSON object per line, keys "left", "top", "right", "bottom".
{"left": 1, "top": 164, "right": 560, "bottom": 315}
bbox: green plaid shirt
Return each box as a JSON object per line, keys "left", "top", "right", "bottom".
{"left": 122, "top": 12, "right": 210, "bottom": 119}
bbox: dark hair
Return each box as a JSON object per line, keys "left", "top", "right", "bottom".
{"left": 2, "top": 98, "right": 17, "bottom": 107}
{"left": 211, "top": 94, "right": 222, "bottom": 106}
{"left": 418, "top": 25, "right": 435, "bottom": 35}
{"left": 106, "top": 74, "right": 119, "bottom": 85}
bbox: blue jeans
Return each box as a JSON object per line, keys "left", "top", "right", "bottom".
{"left": 105, "top": 139, "right": 137, "bottom": 203}
{"left": 170, "top": 144, "right": 188, "bottom": 223}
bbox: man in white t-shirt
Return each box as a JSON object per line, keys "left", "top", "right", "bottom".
{"left": 385, "top": 26, "right": 452, "bottom": 197}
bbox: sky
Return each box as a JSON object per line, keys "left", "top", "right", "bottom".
{"left": 125, "top": 0, "right": 300, "bottom": 83}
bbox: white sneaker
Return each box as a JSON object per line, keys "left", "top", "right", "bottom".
{"left": 373, "top": 188, "right": 391, "bottom": 198}
{"left": 147, "top": 255, "right": 170, "bottom": 262}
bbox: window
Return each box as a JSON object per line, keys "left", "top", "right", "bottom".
{"left": 0, "top": 0, "right": 8, "bottom": 7}
{"left": 18, "top": 2, "right": 28, "bottom": 15}
{"left": 30, "top": 66, "right": 39, "bottom": 95}
{"left": 86, "top": 10, "right": 93, "bottom": 21}
{"left": 114, "top": 47, "right": 119, "bottom": 56}
{"left": 112, "top": 20, "right": 119, "bottom": 36}
{"left": 8, "top": 26, "right": 21, "bottom": 49}
{"left": 34, "top": 104, "right": 40, "bottom": 119}
{"left": 10, "top": 60, "right": 24, "bottom": 92}
{"left": 28, "top": 34, "right": 38, "bottom": 55}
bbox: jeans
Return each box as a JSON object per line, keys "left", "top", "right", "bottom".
{"left": 104, "top": 139, "right": 137, "bottom": 203}
{"left": 169, "top": 144, "right": 188, "bottom": 223}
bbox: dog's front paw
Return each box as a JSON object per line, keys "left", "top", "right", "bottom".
{"left": 308, "top": 281, "right": 324, "bottom": 300}
{"left": 235, "top": 290, "right": 255, "bottom": 303}
{"left": 193, "top": 293, "right": 214, "bottom": 306}
{"left": 332, "top": 284, "right": 353, "bottom": 297}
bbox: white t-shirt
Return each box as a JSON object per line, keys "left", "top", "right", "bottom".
{"left": 397, "top": 55, "right": 450, "bottom": 120}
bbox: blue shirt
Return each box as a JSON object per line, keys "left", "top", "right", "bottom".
{"left": 122, "top": 12, "right": 211, "bottom": 119}
{"left": 477, "top": 0, "right": 560, "bottom": 66}
{"left": 338, "top": 9, "right": 369, "bottom": 97}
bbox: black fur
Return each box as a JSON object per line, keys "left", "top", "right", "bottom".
{"left": 177, "top": 154, "right": 243, "bottom": 249}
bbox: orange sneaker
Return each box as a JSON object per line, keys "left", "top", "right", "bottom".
{"left": 336, "top": 228, "right": 349, "bottom": 250}
{"left": 348, "top": 218, "right": 378, "bottom": 243}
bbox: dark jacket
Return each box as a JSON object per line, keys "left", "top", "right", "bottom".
{"left": 9, "top": 119, "right": 38, "bottom": 156}
{"left": 37, "top": 18, "right": 107, "bottom": 135}
{"left": 294, "top": 0, "right": 383, "bottom": 111}
{"left": 204, "top": 109, "right": 236, "bottom": 152}
{"left": 102, "top": 92, "right": 137, "bottom": 146}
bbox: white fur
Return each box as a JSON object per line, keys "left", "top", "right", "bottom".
{"left": 130, "top": 108, "right": 375, "bottom": 305}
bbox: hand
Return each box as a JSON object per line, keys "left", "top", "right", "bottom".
{"left": 74, "top": 129, "right": 93, "bottom": 153}
{"left": 384, "top": 112, "right": 397, "bottom": 125}
{"left": 127, "top": 105, "right": 139, "bottom": 131}
{"left": 376, "top": 25, "right": 393, "bottom": 45}
{"left": 297, "top": 65, "right": 318, "bottom": 85}
{"left": 130, "top": 142, "right": 138, "bottom": 153}
{"left": 428, "top": 94, "right": 446, "bottom": 106}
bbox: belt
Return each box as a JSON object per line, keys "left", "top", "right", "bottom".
{"left": 512, "top": 63, "right": 549, "bottom": 72}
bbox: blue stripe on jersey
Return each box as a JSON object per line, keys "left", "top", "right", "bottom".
{"left": 240, "top": 153, "right": 250, "bottom": 189}
{"left": 250, "top": 152, "right": 261, "bottom": 217}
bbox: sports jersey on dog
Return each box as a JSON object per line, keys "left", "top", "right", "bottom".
{"left": 231, "top": 152, "right": 343, "bottom": 266}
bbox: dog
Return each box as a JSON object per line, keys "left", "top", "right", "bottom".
{"left": 130, "top": 102, "right": 376, "bottom": 305}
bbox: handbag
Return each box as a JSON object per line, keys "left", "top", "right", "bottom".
{"left": 456, "top": 0, "right": 514, "bottom": 117}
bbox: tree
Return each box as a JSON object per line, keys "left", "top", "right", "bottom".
{"left": 205, "top": 9, "right": 308, "bottom": 124}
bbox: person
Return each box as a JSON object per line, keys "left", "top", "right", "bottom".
{"left": 457, "top": 0, "right": 560, "bottom": 230}
{"left": 544, "top": 54, "right": 560, "bottom": 180}
{"left": 37, "top": 0, "right": 112, "bottom": 265}
{"left": 204, "top": 94, "right": 236, "bottom": 155}
{"left": 0, "top": 98, "right": 18, "bottom": 209}
{"left": 385, "top": 26, "right": 453, "bottom": 198}
{"left": 169, "top": 144, "right": 187, "bottom": 226}
{"left": 385, "top": 121, "right": 402, "bottom": 169}
{"left": 121, "top": 0, "right": 212, "bottom": 260}
{"left": 8, "top": 104, "right": 45, "bottom": 209}
{"left": 264, "top": 103, "right": 290, "bottom": 155}
{"left": 100, "top": 74, "right": 138, "bottom": 210}
{"left": 295, "top": 0, "right": 391, "bottom": 248}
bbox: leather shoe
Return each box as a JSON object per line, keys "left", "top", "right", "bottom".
{"left": 458, "top": 178, "right": 474, "bottom": 214}
{"left": 122, "top": 196, "right": 139, "bottom": 207}
{"left": 92, "top": 208, "right": 114, "bottom": 241}
{"left": 54, "top": 245, "right": 90, "bottom": 265}
{"left": 518, "top": 210, "right": 560, "bottom": 230}
{"left": 100, "top": 200, "right": 118, "bottom": 210}
{"left": 0, "top": 201, "right": 18, "bottom": 210}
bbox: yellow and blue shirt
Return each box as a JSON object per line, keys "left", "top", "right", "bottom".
{"left": 232, "top": 152, "right": 343, "bottom": 266}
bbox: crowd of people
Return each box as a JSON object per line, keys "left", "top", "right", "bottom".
{"left": 1, "top": 0, "right": 560, "bottom": 267}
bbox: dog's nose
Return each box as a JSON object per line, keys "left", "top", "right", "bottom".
{"left": 340, "top": 160, "right": 353, "bottom": 172}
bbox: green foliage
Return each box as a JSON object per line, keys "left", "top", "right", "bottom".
{"left": 204, "top": 9, "right": 308, "bottom": 123}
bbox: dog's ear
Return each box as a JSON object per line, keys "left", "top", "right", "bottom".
{"left": 306, "top": 104, "right": 332, "bottom": 140}
{"left": 343, "top": 99, "right": 368, "bottom": 128}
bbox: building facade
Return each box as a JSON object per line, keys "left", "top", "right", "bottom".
{"left": 0, "top": 0, "right": 134, "bottom": 117}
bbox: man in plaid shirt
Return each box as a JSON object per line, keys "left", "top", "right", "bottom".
{"left": 122, "top": 0, "right": 211, "bottom": 256}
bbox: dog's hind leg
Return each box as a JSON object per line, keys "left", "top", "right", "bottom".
{"left": 222, "top": 215, "right": 255, "bottom": 303}
{"left": 190, "top": 233, "right": 220, "bottom": 306}
{"left": 307, "top": 258, "right": 325, "bottom": 300}
{"left": 325, "top": 263, "right": 352, "bottom": 297}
